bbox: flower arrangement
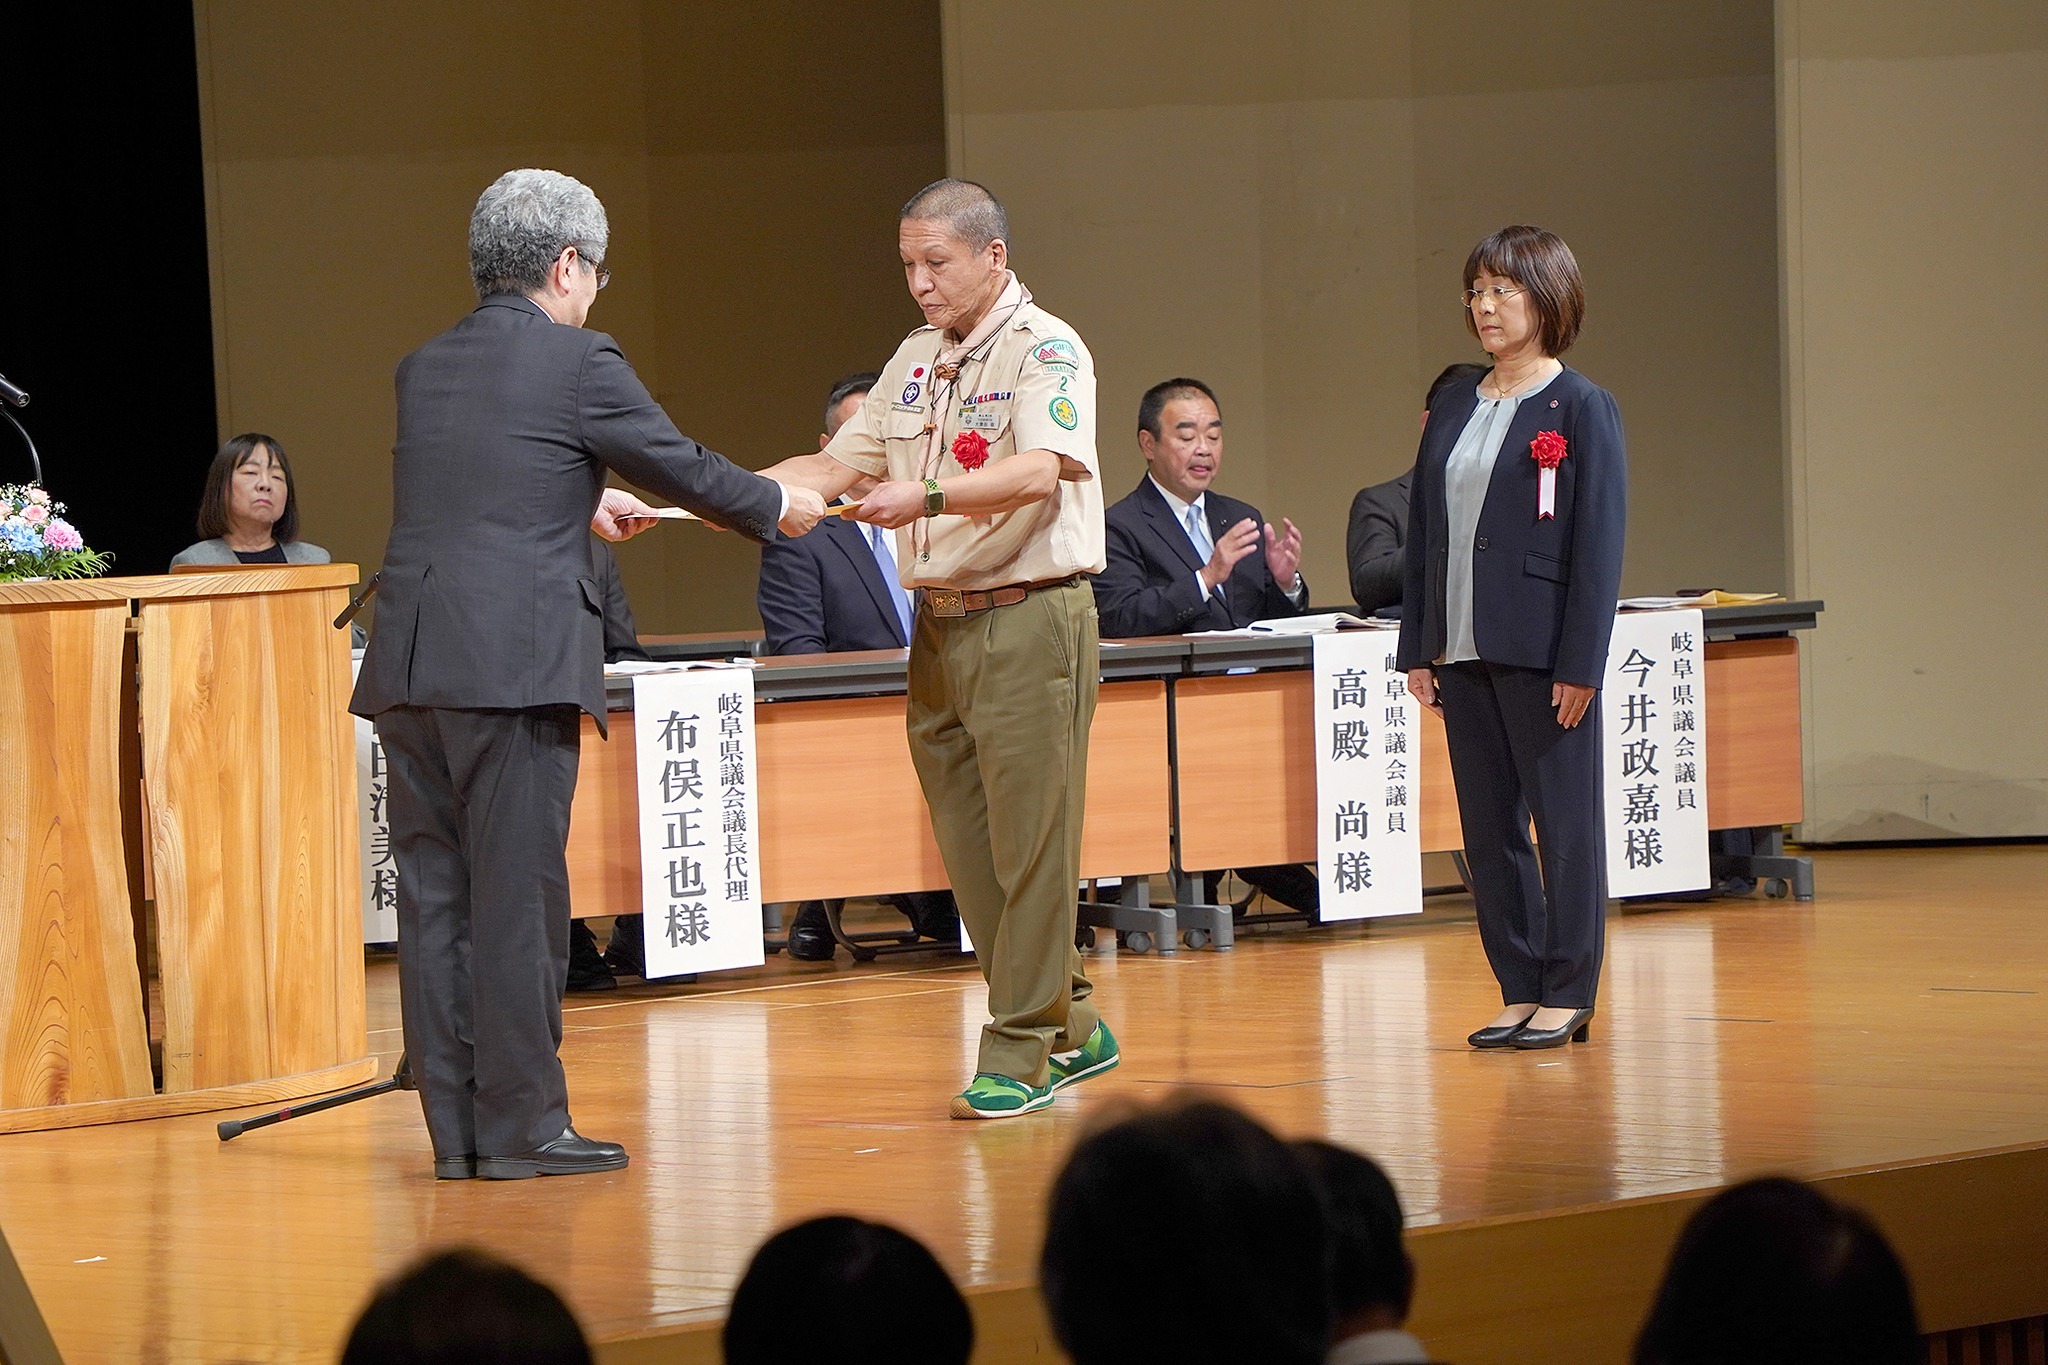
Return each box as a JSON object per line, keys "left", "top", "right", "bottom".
{"left": 0, "top": 483, "right": 112, "bottom": 582}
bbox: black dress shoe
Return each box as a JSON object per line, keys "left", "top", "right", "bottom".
{"left": 1511, "top": 1007, "right": 1595, "bottom": 1050}
{"left": 566, "top": 921, "right": 617, "bottom": 992}
{"left": 785, "top": 902, "right": 837, "bottom": 961}
{"left": 434, "top": 1153, "right": 477, "bottom": 1180}
{"left": 1467, "top": 1022, "right": 1527, "bottom": 1049}
{"left": 478, "top": 1126, "right": 629, "bottom": 1180}
{"left": 603, "top": 914, "right": 646, "bottom": 977}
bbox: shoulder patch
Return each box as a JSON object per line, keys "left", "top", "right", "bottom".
{"left": 1049, "top": 396, "right": 1079, "bottom": 430}
{"left": 1033, "top": 338, "right": 1081, "bottom": 370}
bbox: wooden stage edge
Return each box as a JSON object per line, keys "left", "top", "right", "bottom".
{"left": 594, "top": 1140, "right": 2048, "bottom": 1365}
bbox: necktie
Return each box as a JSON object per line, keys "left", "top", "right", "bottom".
{"left": 1184, "top": 504, "right": 1214, "bottom": 562}
{"left": 869, "top": 522, "right": 914, "bottom": 643}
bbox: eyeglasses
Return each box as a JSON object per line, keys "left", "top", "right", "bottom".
{"left": 566, "top": 248, "right": 610, "bottom": 290}
{"left": 1463, "top": 285, "right": 1522, "bottom": 307}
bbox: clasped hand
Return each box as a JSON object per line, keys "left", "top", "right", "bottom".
{"left": 1200, "top": 516, "right": 1301, "bottom": 592}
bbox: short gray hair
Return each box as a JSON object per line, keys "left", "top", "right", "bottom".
{"left": 900, "top": 178, "right": 1008, "bottom": 254}
{"left": 468, "top": 169, "right": 609, "bottom": 301}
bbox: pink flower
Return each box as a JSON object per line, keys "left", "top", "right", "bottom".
{"left": 21, "top": 504, "right": 48, "bottom": 525}
{"left": 44, "top": 520, "right": 83, "bottom": 552}
{"left": 27, "top": 487, "right": 51, "bottom": 506}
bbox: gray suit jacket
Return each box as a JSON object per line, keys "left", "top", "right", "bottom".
{"left": 350, "top": 295, "right": 782, "bottom": 733}
{"left": 169, "top": 538, "right": 330, "bottom": 568}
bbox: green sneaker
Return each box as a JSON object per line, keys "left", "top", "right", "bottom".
{"left": 1049, "top": 1021, "right": 1120, "bottom": 1092}
{"left": 949, "top": 1073, "right": 1054, "bottom": 1120}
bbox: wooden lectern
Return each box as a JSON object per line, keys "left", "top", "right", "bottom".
{"left": 0, "top": 566, "right": 375, "bottom": 1133}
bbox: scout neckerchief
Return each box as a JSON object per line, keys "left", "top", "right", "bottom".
{"left": 912, "top": 272, "right": 1030, "bottom": 564}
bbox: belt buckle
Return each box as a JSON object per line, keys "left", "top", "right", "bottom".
{"left": 926, "top": 588, "right": 965, "bottom": 618}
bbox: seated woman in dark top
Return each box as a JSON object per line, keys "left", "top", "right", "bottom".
{"left": 169, "top": 432, "right": 330, "bottom": 567}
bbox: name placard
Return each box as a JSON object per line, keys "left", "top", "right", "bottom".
{"left": 1601, "top": 609, "right": 1711, "bottom": 897}
{"left": 1312, "top": 630, "right": 1424, "bottom": 919}
{"left": 633, "top": 667, "right": 765, "bottom": 976}
{"left": 352, "top": 652, "right": 398, "bottom": 944}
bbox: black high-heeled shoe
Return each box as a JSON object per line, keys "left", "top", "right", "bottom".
{"left": 1468, "top": 1008, "right": 1538, "bottom": 1049}
{"left": 1510, "top": 1007, "right": 1594, "bottom": 1049}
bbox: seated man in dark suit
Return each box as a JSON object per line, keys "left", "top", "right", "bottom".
{"left": 1093, "top": 377, "right": 1319, "bottom": 915}
{"left": 1094, "top": 377, "right": 1309, "bottom": 637}
{"left": 1346, "top": 363, "right": 1488, "bottom": 615}
{"left": 756, "top": 373, "right": 959, "bottom": 960}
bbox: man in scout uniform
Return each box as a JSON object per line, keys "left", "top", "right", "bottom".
{"left": 765, "top": 178, "right": 1118, "bottom": 1118}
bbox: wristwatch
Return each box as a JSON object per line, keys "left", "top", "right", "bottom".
{"left": 923, "top": 478, "right": 946, "bottom": 516}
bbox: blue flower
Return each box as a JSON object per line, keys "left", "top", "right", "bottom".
{"left": 0, "top": 521, "right": 40, "bottom": 552}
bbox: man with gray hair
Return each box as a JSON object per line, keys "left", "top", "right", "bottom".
{"left": 764, "top": 178, "right": 1117, "bottom": 1119}
{"left": 352, "top": 168, "right": 824, "bottom": 1179}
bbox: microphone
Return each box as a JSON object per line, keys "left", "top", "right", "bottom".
{"left": 0, "top": 374, "right": 26, "bottom": 407}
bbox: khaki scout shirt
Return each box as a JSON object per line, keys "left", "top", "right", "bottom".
{"left": 824, "top": 276, "right": 1105, "bottom": 591}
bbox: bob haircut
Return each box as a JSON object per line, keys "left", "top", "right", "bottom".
{"left": 196, "top": 432, "right": 300, "bottom": 543}
{"left": 1463, "top": 224, "right": 1585, "bottom": 357}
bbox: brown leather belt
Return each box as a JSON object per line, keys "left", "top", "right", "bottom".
{"left": 919, "top": 576, "right": 1079, "bottom": 618}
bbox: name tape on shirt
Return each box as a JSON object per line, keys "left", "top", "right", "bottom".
{"left": 1033, "top": 339, "right": 1081, "bottom": 370}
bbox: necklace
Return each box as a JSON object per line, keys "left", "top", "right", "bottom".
{"left": 1482, "top": 358, "right": 1558, "bottom": 400}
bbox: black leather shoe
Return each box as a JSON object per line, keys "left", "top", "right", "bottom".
{"left": 566, "top": 921, "right": 617, "bottom": 993}
{"left": 603, "top": 914, "right": 645, "bottom": 977}
{"left": 1511, "top": 1008, "right": 1595, "bottom": 1050}
{"left": 478, "top": 1126, "right": 629, "bottom": 1179}
{"left": 1468, "top": 1023, "right": 1527, "bottom": 1049}
{"left": 786, "top": 902, "right": 836, "bottom": 961}
{"left": 434, "top": 1154, "right": 477, "bottom": 1180}
{"left": 1469, "top": 1006, "right": 1539, "bottom": 1048}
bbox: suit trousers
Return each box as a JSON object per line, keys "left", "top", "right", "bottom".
{"left": 907, "top": 579, "right": 1100, "bottom": 1086}
{"left": 1435, "top": 660, "right": 1607, "bottom": 1008}
{"left": 377, "top": 704, "right": 581, "bottom": 1157}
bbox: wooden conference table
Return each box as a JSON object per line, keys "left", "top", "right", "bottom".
{"left": 564, "top": 602, "right": 1822, "bottom": 946}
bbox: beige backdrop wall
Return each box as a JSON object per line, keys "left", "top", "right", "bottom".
{"left": 1780, "top": 1, "right": 2048, "bottom": 838}
{"left": 941, "top": 0, "right": 1784, "bottom": 607}
{"left": 193, "top": 0, "right": 944, "bottom": 633}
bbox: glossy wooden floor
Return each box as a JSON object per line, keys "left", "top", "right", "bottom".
{"left": 2, "top": 845, "right": 2045, "bottom": 1363}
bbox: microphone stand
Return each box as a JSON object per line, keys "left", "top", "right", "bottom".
{"left": 2, "top": 408, "right": 39, "bottom": 484}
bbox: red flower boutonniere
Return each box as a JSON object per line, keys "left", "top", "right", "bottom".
{"left": 1529, "top": 430, "right": 1568, "bottom": 519}
{"left": 951, "top": 430, "right": 990, "bottom": 471}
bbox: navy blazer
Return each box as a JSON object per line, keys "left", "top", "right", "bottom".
{"left": 352, "top": 295, "right": 783, "bottom": 733}
{"left": 1394, "top": 367, "right": 1626, "bottom": 688}
{"left": 756, "top": 512, "right": 907, "bottom": 655}
{"left": 1094, "top": 476, "right": 1308, "bottom": 638}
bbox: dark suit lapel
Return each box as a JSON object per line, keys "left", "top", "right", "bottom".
{"left": 825, "top": 516, "right": 907, "bottom": 646}
{"left": 1134, "top": 476, "right": 1207, "bottom": 577}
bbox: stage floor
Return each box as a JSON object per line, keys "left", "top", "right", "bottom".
{"left": 2, "top": 845, "right": 2046, "bottom": 1362}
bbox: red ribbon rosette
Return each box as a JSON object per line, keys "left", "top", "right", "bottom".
{"left": 951, "top": 430, "right": 990, "bottom": 471}
{"left": 1529, "top": 430, "right": 1568, "bottom": 519}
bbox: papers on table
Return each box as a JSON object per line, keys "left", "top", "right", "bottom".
{"left": 1188, "top": 611, "right": 1382, "bottom": 638}
{"left": 1620, "top": 591, "right": 1782, "bottom": 610}
{"left": 604, "top": 658, "right": 756, "bottom": 676}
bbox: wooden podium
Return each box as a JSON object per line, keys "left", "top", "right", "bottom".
{"left": 0, "top": 567, "right": 375, "bottom": 1133}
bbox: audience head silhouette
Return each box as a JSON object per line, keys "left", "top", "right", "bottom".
{"left": 1633, "top": 1177, "right": 1920, "bottom": 1365}
{"left": 1295, "top": 1139, "right": 1415, "bottom": 1336}
{"left": 723, "top": 1215, "right": 972, "bottom": 1365}
{"left": 1041, "top": 1098, "right": 1333, "bottom": 1365}
{"left": 339, "top": 1247, "right": 591, "bottom": 1365}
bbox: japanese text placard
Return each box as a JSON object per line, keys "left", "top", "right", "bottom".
{"left": 1602, "top": 609, "right": 1711, "bottom": 897}
{"left": 1313, "top": 629, "right": 1424, "bottom": 919}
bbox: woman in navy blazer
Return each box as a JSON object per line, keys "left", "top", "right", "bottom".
{"left": 1396, "top": 225, "right": 1626, "bottom": 1050}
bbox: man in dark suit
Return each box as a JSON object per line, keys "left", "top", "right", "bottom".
{"left": 1093, "top": 377, "right": 1319, "bottom": 914}
{"left": 1094, "top": 377, "right": 1309, "bottom": 638}
{"left": 351, "top": 168, "right": 824, "bottom": 1180}
{"left": 756, "top": 372, "right": 959, "bottom": 959}
{"left": 1346, "top": 364, "right": 1489, "bottom": 616}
